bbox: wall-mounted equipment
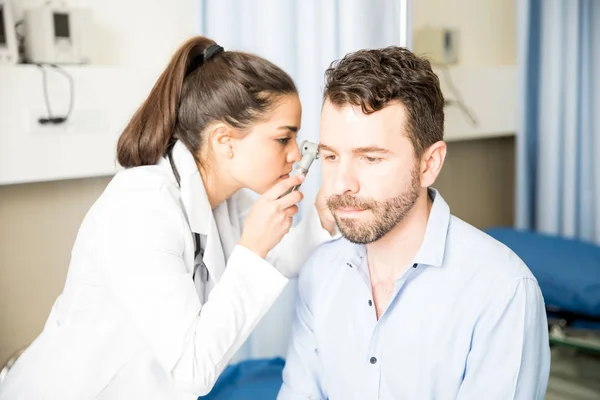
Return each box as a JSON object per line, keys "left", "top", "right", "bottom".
{"left": 23, "top": 4, "right": 93, "bottom": 64}
{"left": 0, "top": 0, "right": 18, "bottom": 64}
{"left": 413, "top": 27, "right": 459, "bottom": 65}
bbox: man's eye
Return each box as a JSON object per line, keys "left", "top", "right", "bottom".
{"left": 363, "top": 156, "right": 380, "bottom": 163}
{"left": 277, "top": 138, "right": 291, "bottom": 145}
{"left": 324, "top": 155, "right": 337, "bottom": 161}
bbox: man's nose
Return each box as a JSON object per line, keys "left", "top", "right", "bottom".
{"left": 332, "top": 162, "right": 359, "bottom": 195}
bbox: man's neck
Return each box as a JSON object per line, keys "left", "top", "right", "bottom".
{"left": 366, "top": 189, "right": 433, "bottom": 283}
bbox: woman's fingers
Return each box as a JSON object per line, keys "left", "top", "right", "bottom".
{"left": 265, "top": 174, "right": 305, "bottom": 200}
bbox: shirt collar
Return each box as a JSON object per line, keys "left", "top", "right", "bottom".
{"left": 413, "top": 188, "right": 450, "bottom": 268}
{"left": 346, "top": 187, "right": 450, "bottom": 269}
{"left": 158, "top": 141, "right": 211, "bottom": 235}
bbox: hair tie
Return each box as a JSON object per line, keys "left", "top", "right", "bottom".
{"left": 187, "top": 44, "right": 224, "bottom": 75}
{"left": 204, "top": 44, "right": 224, "bottom": 61}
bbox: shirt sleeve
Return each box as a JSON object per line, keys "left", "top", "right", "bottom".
{"left": 277, "top": 259, "right": 327, "bottom": 400}
{"left": 456, "top": 277, "right": 551, "bottom": 400}
{"left": 98, "top": 188, "right": 288, "bottom": 396}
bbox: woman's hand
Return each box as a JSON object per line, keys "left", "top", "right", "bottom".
{"left": 316, "top": 186, "right": 337, "bottom": 236}
{"left": 239, "top": 175, "right": 305, "bottom": 259}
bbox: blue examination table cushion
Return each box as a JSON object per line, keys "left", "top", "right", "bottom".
{"left": 199, "top": 357, "right": 284, "bottom": 400}
{"left": 486, "top": 228, "right": 600, "bottom": 318}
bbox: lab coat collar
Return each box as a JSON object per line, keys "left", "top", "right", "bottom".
{"left": 161, "top": 141, "right": 211, "bottom": 235}
{"left": 159, "top": 141, "right": 226, "bottom": 282}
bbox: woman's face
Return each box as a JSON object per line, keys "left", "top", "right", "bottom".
{"left": 229, "top": 94, "right": 303, "bottom": 194}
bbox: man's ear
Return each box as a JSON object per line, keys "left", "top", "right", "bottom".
{"left": 208, "top": 123, "right": 236, "bottom": 159}
{"left": 419, "top": 141, "right": 447, "bottom": 187}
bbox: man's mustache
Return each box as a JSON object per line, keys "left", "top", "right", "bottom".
{"left": 327, "top": 194, "right": 377, "bottom": 210}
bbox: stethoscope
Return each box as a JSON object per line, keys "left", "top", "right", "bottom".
{"left": 167, "top": 140, "right": 210, "bottom": 304}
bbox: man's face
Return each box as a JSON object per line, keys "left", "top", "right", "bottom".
{"left": 319, "top": 100, "right": 422, "bottom": 244}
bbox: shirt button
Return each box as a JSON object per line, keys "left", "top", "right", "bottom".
{"left": 368, "top": 300, "right": 373, "bottom": 307}
{"left": 370, "top": 357, "right": 377, "bottom": 364}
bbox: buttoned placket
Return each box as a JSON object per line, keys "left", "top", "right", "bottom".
{"left": 345, "top": 247, "right": 421, "bottom": 398}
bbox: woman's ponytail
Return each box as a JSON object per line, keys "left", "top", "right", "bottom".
{"left": 117, "top": 37, "right": 215, "bottom": 167}
{"left": 117, "top": 35, "right": 297, "bottom": 169}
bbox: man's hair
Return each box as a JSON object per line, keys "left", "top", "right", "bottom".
{"left": 323, "top": 46, "right": 444, "bottom": 158}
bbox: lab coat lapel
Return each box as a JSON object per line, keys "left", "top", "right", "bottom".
{"left": 202, "top": 214, "right": 226, "bottom": 284}
{"left": 168, "top": 141, "right": 226, "bottom": 283}
{"left": 213, "top": 198, "right": 240, "bottom": 259}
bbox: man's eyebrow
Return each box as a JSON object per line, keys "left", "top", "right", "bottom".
{"left": 318, "top": 143, "right": 336, "bottom": 153}
{"left": 318, "top": 144, "right": 392, "bottom": 154}
{"left": 352, "top": 147, "right": 391, "bottom": 154}
{"left": 277, "top": 125, "right": 298, "bottom": 133}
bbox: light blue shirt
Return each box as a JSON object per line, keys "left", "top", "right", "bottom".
{"left": 279, "top": 189, "right": 550, "bottom": 400}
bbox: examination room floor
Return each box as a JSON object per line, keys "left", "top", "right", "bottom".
{"left": 547, "top": 347, "right": 600, "bottom": 399}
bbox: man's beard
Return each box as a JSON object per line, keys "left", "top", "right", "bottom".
{"left": 327, "top": 168, "right": 421, "bottom": 244}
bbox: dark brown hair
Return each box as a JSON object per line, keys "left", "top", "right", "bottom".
{"left": 323, "top": 46, "right": 444, "bottom": 157}
{"left": 117, "top": 36, "right": 297, "bottom": 168}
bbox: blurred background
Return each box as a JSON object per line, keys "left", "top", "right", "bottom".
{"left": 0, "top": 0, "right": 598, "bottom": 398}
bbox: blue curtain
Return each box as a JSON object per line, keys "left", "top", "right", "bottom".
{"left": 516, "top": 0, "right": 600, "bottom": 245}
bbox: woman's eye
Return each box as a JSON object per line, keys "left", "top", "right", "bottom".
{"left": 277, "top": 138, "right": 291, "bottom": 145}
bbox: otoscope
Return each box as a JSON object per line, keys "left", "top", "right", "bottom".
{"left": 280, "top": 140, "right": 320, "bottom": 198}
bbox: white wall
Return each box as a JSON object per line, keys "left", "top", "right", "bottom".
{"left": 14, "top": 0, "right": 516, "bottom": 68}
{"left": 1, "top": 0, "right": 201, "bottom": 185}
{"left": 412, "top": 0, "right": 518, "bottom": 236}
{"left": 1, "top": 0, "right": 199, "bottom": 365}
{"left": 13, "top": 0, "right": 199, "bottom": 70}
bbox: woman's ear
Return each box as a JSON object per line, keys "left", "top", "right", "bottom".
{"left": 209, "top": 123, "right": 235, "bottom": 159}
{"left": 419, "top": 141, "right": 447, "bottom": 187}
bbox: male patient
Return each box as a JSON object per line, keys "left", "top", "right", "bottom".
{"left": 278, "top": 47, "right": 550, "bottom": 399}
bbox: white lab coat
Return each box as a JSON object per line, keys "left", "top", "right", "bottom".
{"left": 0, "top": 141, "right": 334, "bottom": 400}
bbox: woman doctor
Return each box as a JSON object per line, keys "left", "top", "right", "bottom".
{"left": 0, "top": 36, "right": 336, "bottom": 399}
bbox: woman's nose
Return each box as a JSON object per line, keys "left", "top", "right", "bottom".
{"left": 287, "top": 142, "right": 302, "bottom": 163}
